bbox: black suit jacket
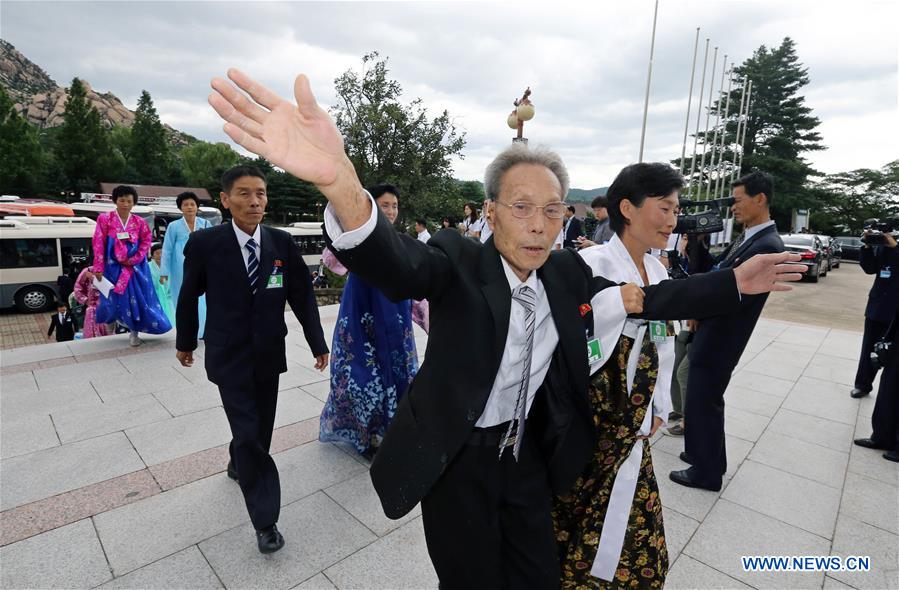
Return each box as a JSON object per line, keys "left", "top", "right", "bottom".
{"left": 860, "top": 245, "right": 899, "bottom": 324}
{"left": 690, "top": 224, "right": 784, "bottom": 373}
{"left": 328, "top": 211, "right": 742, "bottom": 519}
{"left": 176, "top": 223, "right": 328, "bottom": 385}
{"left": 48, "top": 311, "right": 77, "bottom": 341}
{"left": 563, "top": 217, "right": 584, "bottom": 249}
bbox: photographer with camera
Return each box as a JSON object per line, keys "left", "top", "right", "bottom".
{"left": 849, "top": 223, "right": 898, "bottom": 401}
{"left": 854, "top": 305, "right": 899, "bottom": 462}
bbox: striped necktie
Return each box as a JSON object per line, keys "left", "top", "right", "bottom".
{"left": 246, "top": 238, "right": 259, "bottom": 294}
{"left": 499, "top": 284, "right": 537, "bottom": 460}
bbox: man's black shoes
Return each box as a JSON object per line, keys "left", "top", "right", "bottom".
{"left": 226, "top": 461, "right": 239, "bottom": 483}
{"left": 669, "top": 468, "right": 722, "bottom": 492}
{"left": 679, "top": 451, "right": 693, "bottom": 464}
{"left": 256, "top": 524, "right": 285, "bottom": 554}
{"left": 883, "top": 449, "right": 899, "bottom": 463}
{"left": 850, "top": 387, "right": 870, "bottom": 399}
{"left": 854, "top": 438, "right": 892, "bottom": 450}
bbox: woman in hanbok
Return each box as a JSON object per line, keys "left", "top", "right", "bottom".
{"left": 319, "top": 184, "right": 420, "bottom": 459}
{"left": 149, "top": 244, "right": 176, "bottom": 325}
{"left": 90, "top": 185, "right": 171, "bottom": 346}
{"left": 72, "top": 262, "right": 109, "bottom": 339}
{"left": 160, "top": 191, "right": 212, "bottom": 337}
{"left": 553, "top": 163, "right": 680, "bottom": 589}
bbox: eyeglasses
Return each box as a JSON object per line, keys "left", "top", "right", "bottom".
{"left": 495, "top": 200, "right": 567, "bottom": 220}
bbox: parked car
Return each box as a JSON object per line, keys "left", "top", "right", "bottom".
{"left": 836, "top": 236, "right": 863, "bottom": 261}
{"left": 815, "top": 234, "right": 839, "bottom": 270}
{"left": 780, "top": 233, "right": 827, "bottom": 282}
{"left": 828, "top": 237, "right": 842, "bottom": 268}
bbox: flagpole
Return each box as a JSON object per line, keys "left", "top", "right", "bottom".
{"left": 737, "top": 80, "right": 753, "bottom": 173}
{"left": 703, "top": 54, "right": 727, "bottom": 201}
{"left": 679, "top": 27, "right": 701, "bottom": 174}
{"left": 714, "top": 64, "right": 735, "bottom": 201}
{"left": 686, "top": 38, "right": 710, "bottom": 197}
{"left": 638, "top": 0, "right": 659, "bottom": 163}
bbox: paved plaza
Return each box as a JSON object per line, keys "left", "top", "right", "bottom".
{"left": 0, "top": 301, "right": 897, "bottom": 589}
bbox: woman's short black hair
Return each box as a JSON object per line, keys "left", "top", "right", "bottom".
{"left": 606, "top": 163, "right": 684, "bottom": 235}
{"left": 221, "top": 165, "right": 266, "bottom": 193}
{"left": 591, "top": 195, "right": 609, "bottom": 209}
{"left": 369, "top": 184, "right": 400, "bottom": 201}
{"left": 150, "top": 243, "right": 163, "bottom": 255}
{"left": 176, "top": 191, "right": 200, "bottom": 209}
{"left": 111, "top": 185, "right": 138, "bottom": 203}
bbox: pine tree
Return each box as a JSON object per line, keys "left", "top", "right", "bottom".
{"left": 0, "top": 85, "right": 44, "bottom": 195}
{"left": 129, "top": 90, "right": 170, "bottom": 183}
{"left": 676, "top": 38, "right": 824, "bottom": 228}
{"left": 56, "top": 78, "right": 113, "bottom": 196}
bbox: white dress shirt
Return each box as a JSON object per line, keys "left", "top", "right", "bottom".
{"left": 232, "top": 222, "right": 262, "bottom": 271}
{"left": 742, "top": 219, "right": 775, "bottom": 242}
{"left": 417, "top": 229, "right": 432, "bottom": 243}
{"left": 324, "top": 193, "right": 559, "bottom": 427}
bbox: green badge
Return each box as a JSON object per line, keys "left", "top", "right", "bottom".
{"left": 649, "top": 321, "right": 667, "bottom": 343}
{"left": 587, "top": 338, "right": 603, "bottom": 364}
{"left": 266, "top": 274, "right": 284, "bottom": 289}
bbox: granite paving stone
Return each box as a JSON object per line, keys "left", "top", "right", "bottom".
{"left": 151, "top": 382, "right": 223, "bottom": 417}
{"left": 33, "top": 357, "right": 128, "bottom": 389}
{"left": 0, "top": 518, "right": 112, "bottom": 589}
{"left": 90, "top": 366, "right": 192, "bottom": 402}
{"left": 829, "top": 515, "right": 899, "bottom": 590}
{"left": 782, "top": 377, "right": 861, "bottom": 426}
{"left": 52, "top": 393, "right": 172, "bottom": 443}
{"left": 722, "top": 460, "right": 841, "bottom": 539}
{"left": 274, "top": 387, "right": 326, "bottom": 428}
{"left": 803, "top": 353, "right": 862, "bottom": 386}
{"left": 742, "top": 355, "right": 807, "bottom": 382}
{"left": 722, "top": 405, "right": 771, "bottom": 442}
{"left": 652, "top": 449, "right": 721, "bottom": 521}
{"left": 729, "top": 369, "right": 796, "bottom": 397}
{"left": 665, "top": 554, "right": 752, "bottom": 589}
{"left": 0, "top": 412, "right": 59, "bottom": 459}
{"left": 93, "top": 473, "right": 248, "bottom": 576}
{"left": 662, "top": 508, "right": 700, "bottom": 564}
{"left": 0, "top": 431, "right": 145, "bottom": 510}
{"left": 748, "top": 430, "right": 849, "bottom": 489}
{"left": 847, "top": 443, "right": 899, "bottom": 487}
{"left": 125, "top": 406, "right": 233, "bottom": 466}
{"left": 324, "top": 516, "right": 438, "bottom": 590}
{"left": 95, "top": 546, "right": 223, "bottom": 590}
{"left": 684, "top": 499, "right": 830, "bottom": 589}
{"left": 0, "top": 369, "right": 38, "bottom": 393}
{"left": 199, "top": 492, "right": 376, "bottom": 589}
{"left": 724, "top": 386, "right": 785, "bottom": 418}
{"left": 818, "top": 330, "right": 864, "bottom": 361}
{"left": 275, "top": 442, "right": 368, "bottom": 506}
{"left": 768, "top": 408, "right": 855, "bottom": 452}
{"left": 324, "top": 470, "right": 421, "bottom": 537}
{"left": 299, "top": 380, "right": 331, "bottom": 402}
{"left": 840, "top": 472, "right": 898, "bottom": 535}
{"left": 292, "top": 573, "right": 338, "bottom": 590}
{"left": 2, "top": 381, "right": 102, "bottom": 417}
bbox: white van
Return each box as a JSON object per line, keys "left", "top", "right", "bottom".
{"left": 279, "top": 222, "right": 325, "bottom": 270}
{"left": 0, "top": 218, "right": 95, "bottom": 312}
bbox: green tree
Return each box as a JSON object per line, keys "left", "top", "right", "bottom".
{"left": 179, "top": 141, "right": 240, "bottom": 201}
{"left": 676, "top": 38, "right": 825, "bottom": 228}
{"left": 808, "top": 161, "right": 899, "bottom": 235}
{"left": 331, "top": 52, "right": 467, "bottom": 223}
{"left": 0, "top": 85, "right": 44, "bottom": 196}
{"left": 56, "top": 78, "right": 116, "bottom": 196}
{"left": 129, "top": 90, "right": 170, "bottom": 183}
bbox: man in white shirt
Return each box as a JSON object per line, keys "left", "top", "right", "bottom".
{"left": 207, "top": 70, "right": 805, "bottom": 587}
{"left": 415, "top": 218, "right": 431, "bottom": 243}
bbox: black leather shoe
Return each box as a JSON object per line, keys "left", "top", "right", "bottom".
{"left": 226, "top": 461, "right": 239, "bottom": 482}
{"left": 679, "top": 451, "right": 693, "bottom": 464}
{"left": 883, "top": 449, "right": 899, "bottom": 463}
{"left": 854, "top": 438, "right": 892, "bottom": 450}
{"left": 850, "top": 387, "right": 870, "bottom": 399}
{"left": 669, "top": 468, "right": 721, "bottom": 492}
{"left": 256, "top": 524, "right": 285, "bottom": 554}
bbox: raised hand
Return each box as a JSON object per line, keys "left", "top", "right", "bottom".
{"left": 208, "top": 70, "right": 346, "bottom": 189}
{"left": 733, "top": 252, "right": 805, "bottom": 294}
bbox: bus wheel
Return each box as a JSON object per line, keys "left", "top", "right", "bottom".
{"left": 15, "top": 285, "right": 54, "bottom": 313}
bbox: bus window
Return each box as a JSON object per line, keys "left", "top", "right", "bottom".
{"left": 59, "top": 237, "right": 92, "bottom": 271}
{"left": 0, "top": 238, "right": 59, "bottom": 268}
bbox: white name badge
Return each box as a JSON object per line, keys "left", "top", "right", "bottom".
{"left": 266, "top": 275, "right": 284, "bottom": 289}
{"left": 116, "top": 232, "right": 130, "bottom": 240}
{"left": 880, "top": 267, "right": 892, "bottom": 279}
{"left": 587, "top": 338, "right": 603, "bottom": 364}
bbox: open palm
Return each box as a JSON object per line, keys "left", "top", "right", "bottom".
{"left": 209, "top": 69, "right": 345, "bottom": 187}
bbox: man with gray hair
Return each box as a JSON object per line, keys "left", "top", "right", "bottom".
{"left": 208, "top": 68, "right": 805, "bottom": 588}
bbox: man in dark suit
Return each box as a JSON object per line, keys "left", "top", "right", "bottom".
{"left": 849, "top": 231, "right": 898, "bottom": 398}
{"left": 175, "top": 165, "right": 329, "bottom": 554}
{"left": 207, "top": 69, "right": 803, "bottom": 587}
{"left": 672, "top": 171, "right": 785, "bottom": 491}
{"left": 47, "top": 302, "right": 77, "bottom": 342}
{"left": 562, "top": 205, "right": 583, "bottom": 249}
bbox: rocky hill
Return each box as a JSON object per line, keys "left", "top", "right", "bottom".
{"left": 0, "top": 39, "right": 195, "bottom": 145}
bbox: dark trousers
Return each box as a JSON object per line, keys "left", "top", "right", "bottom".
{"left": 854, "top": 317, "right": 889, "bottom": 392}
{"left": 684, "top": 361, "right": 732, "bottom": 482}
{"left": 219, "top": 376, "right": 280, "bottom": 530}
{"left": 420, "top": 423, "right": 559, "bottom": 590}
{"left": 869, "top": 328, "right": 899, "bottom": 449}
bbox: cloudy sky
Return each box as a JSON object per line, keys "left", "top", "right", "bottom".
{"left": 3, "top": 0, "right": 897, "bottom": 189}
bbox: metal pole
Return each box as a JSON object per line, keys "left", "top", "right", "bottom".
{"left": 680, "top": 27, "right": 701, "bottom": 174}
{"left": 686, "top": 38, "right": 710, "bottom": 197}
{"left": 703, "top": 54, "right": 727, "bottom": 201}
{"left": 714, "top": 64, "right": 735, "bottom": 201}
{"left": 737, "top": 80, "right": 753, "bottom": 173}
{"left": 696, "top": 46, "right": 718, "bottom": 199}
{"left": 730, "top": 76, "right": 749, "bottom": 185}
{"left": 638, "top": 0, "right": 659, "bottom": 163}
